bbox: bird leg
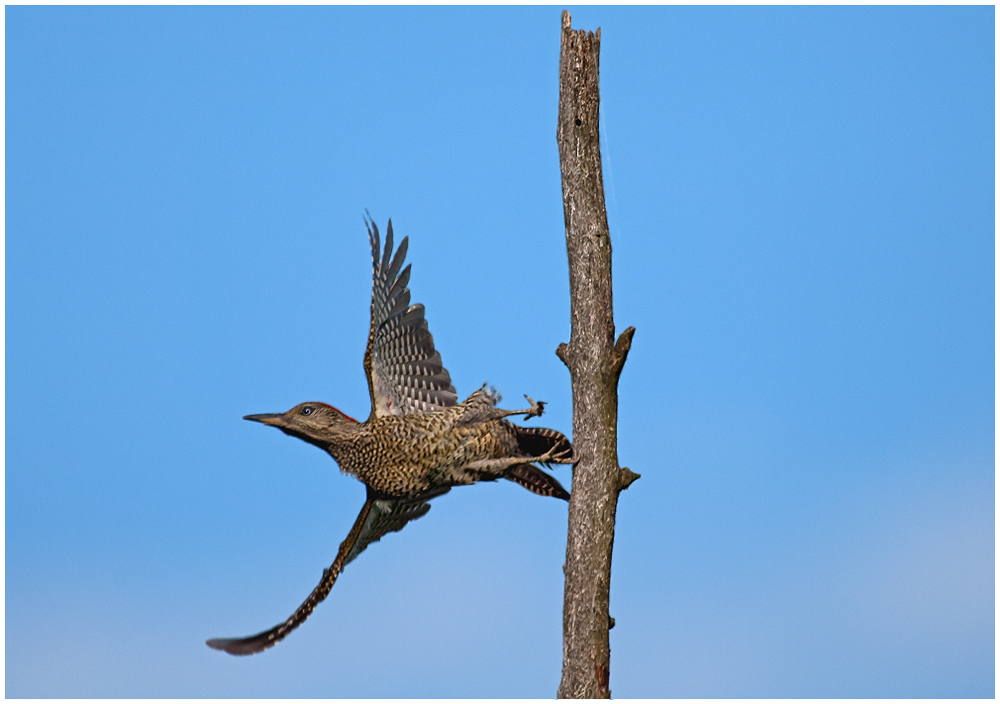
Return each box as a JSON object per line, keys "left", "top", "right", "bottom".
{"left": 464, "top": 445, "right": 574, "bottom": 476}
{"left": 492, "top": 395, "right": 547, "bottom": 421}
{"left": 536, "top": 443, "right": 575, "bottom": 465}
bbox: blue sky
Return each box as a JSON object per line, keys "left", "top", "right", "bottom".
{"left": 5, "top": 5, "right": 993, "bottom": 698}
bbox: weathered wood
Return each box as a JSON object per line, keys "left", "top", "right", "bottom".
{"left": 555, "top": 10, "right": 636, "bottom": 700}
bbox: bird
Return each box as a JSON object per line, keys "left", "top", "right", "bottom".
{"left": 206, "top": 217, "right": 573, "bottom": 656}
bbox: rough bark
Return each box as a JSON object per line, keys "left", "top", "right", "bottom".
{"left": 555, "top": 10, "right": 637, "bottom": 700}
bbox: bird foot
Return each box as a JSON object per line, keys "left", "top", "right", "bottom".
{"left": 535, "top": 444, "right": 574, "bottom": 466}
{"left": 495, "top": 394, "right": 546, "bottom": 421}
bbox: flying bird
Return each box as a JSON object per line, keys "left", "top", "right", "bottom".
{"left": 207, "top": 218, "right": 573, "bottom": 656}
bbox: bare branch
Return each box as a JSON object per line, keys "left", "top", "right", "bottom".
{"left": 556, "top": 341, "right": 571, "bottom": 368}
{"left": 556, "top": 10, "right": 635, "bottom": 700}
{"left": 611, "top": 326, "right": 636, "bottom": 381}
{"left": 619, "top": 467, "right": 641, "bottom": 492}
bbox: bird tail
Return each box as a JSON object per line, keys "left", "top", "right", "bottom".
{"left": 515, "top": 426, "right": 572, "bottom": 461}
{"left": 505, "top": 426, "right": 573, "bottom": 500}
{"left": 505, "top": 464, "right": 570, "bottom": 501}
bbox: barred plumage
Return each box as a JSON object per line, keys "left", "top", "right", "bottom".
{"left": 365, "top": 218, "right": 457, "bottom": 416}
{"left": 207, "top": 218, "right": 573, "bottom": 656}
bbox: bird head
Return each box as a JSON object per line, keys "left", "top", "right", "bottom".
{"left": 244, "top": 402, "right": 359, "bottom": 446}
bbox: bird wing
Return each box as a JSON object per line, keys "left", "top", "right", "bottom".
{"left": 363, "top": 217, "right": 458, "bottom": 418}
{"left": 344, "top": 485, "right": 450, "bottom": 565}
{"left": 205, "top": 486, "right": 448, "bottom": 656}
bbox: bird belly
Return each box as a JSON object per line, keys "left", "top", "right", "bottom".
{"left": 327, "top": 417, "right": 520, "bottom": 498}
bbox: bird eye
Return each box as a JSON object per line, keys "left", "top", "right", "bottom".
{"left": 302, "top": 407, "right": 313, "bottom": 416}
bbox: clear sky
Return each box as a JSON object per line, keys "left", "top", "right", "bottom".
{"left": 6, "top": 5, "right": 994, "bottom": 698}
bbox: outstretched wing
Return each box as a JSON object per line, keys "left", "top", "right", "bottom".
{"left": 206, "top": 486, "right": 449, "bottom": 656}
{"left": 364, "top": 217, "right": 458, "bottom": 418}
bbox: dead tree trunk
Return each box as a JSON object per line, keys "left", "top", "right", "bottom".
{"left": 555, "top": 10, "right": 638, "bottom": 700}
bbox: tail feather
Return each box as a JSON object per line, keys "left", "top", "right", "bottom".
{"left": 515, "top": 426, "right": 572, "bottom": 460}
{"left": 505, "top": 464, "right": 570, "bottom": 501}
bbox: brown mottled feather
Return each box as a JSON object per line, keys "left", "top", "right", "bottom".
{"left": 208, "top": 221, "right": 572, "bottom": 656}
{"left": 364, "top": 218, "right": 457, "bottom": 418}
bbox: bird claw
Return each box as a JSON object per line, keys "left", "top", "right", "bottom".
{"left": 493, "top": 394, "right": 547, "bottom": 421}
{"left": 523, "top": 395, "right": 546, "bottom": 420}
{"left": 537, "top": 444, "right": 574, "bottom": 465}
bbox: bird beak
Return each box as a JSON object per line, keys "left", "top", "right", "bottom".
{"left": 243, "top": 413, "right": 282, "bottom": 425}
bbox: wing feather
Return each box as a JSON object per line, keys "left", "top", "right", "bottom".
{"left": 205, "top": 486, "right": 448, "bottom": 656}
{"left": 363, "top": 218, "right": 458, "bottom": 417}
